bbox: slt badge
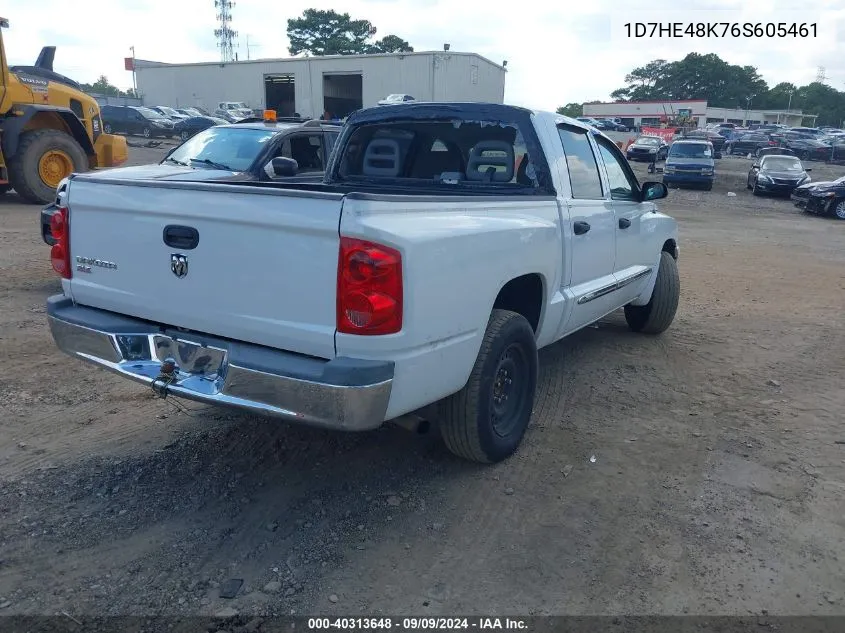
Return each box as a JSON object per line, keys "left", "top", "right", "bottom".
{"left": 171, "top": 253, "right": 188, "bottom": 278}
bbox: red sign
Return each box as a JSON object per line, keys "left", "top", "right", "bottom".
{"left": 640, "top": 127, "right": 676, "bottom": 143}
{"left": 124, "top": 57, "right": 135, "bottom": 71}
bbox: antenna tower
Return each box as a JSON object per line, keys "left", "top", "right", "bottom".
{"left": 214, "top": 0, "right": 238, "bottom": 62}
{"left": 815, "top": 66, "right": 826, "bottom": 83}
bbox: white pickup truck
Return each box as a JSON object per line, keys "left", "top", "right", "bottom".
{"left": 46, "top": 103, "right": 680, "bottom": 463}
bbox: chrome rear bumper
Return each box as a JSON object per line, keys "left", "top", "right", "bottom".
{"left": 46, "top": 295, "right": 392, "bottom": 431}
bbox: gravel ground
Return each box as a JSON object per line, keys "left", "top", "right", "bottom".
{"left": 0, "top": 147, "right": 843, "bottom": 619}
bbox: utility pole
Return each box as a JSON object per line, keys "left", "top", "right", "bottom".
{"left": 244, "top": 35, "right": 260, "bottom": 60}
{"left": 129, "top": 46, "right": 137, "bottom": 96}
{"left": 744, "top": 94, "right": 755, "bottom": 126}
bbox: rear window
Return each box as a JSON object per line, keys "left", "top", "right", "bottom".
{"left": 335, "top": 120, "right": 540, "bottom": 189}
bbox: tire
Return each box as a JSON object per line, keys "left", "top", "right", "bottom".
{"left": 800, "top": 150, "right": 810, "bottom": 160}
{"left": 704, "top": 182, "right": 713, "bottom": 191}
{"left": 746, "top": 178, "right": 753, "bottom": 190}
{"left": 833, "top": 199, "right": 845, "bottom": 220}
{"left": 6, "top": 129, "right": 88, "bottom": 204}
{"left": 437, "top": 309, "right": 538, "bottom": 463}
{"left": 624, "top": 251, "right": 680, "bottom": 335}
{"left": 0, "top": 185, "right": 10, "bottom": 195}
{"left": 180, "top": 130, "right": 189, "bottom": 141}
{"left": 752, "top": 184, "right": 760, "bottom": 196}
{"left": 142, "top": 127, "right": 151, "bottom": 139}
{"left": 104, "top": 122, "right": 113, "bottom": 134}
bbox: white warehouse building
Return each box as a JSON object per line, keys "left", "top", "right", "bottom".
{"left": 135, "top": 51, "right": 507, "bottom": 120}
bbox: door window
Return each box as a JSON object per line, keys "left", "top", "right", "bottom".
{"left": 277, "top": 133, "right": 325, "bottom": 172}
{"left": 595, "top": 137, "right": 639, "bottom": 201}
{"left": 557, "top": 126, "right": 603, "bottom": 199}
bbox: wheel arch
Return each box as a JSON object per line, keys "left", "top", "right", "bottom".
{"left": 1, "top": 106, "right": 95, "bottom": 161}
{"left": 491, "top": 273, "right": 546, "bottom": 335}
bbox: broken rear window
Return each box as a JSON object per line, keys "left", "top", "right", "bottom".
{"left": 336, "top": 120, "right": 540, "bottom": 189}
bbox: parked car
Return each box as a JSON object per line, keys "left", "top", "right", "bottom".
{"left": 151, "top": 106, "right": 189, "bottom": 121}
{"left": 41, "top": 118, "right": 342, "bottom": 245}
{"left": 662, "top": 139, "right": 715, "bottom": 190}
{"left": 377, "top": 94, "right": 416, "bottom": 105}
{"left": 173, "top": 116, "right": 228, "bottom": 141}
{"left": 599, "top": 119, "right": 629, "bottom": 132}
{"left": 788, "top": 127, "right": 825, "bottom": 138}
{"left": 42, "top": 103, "right": 679, "bottom": 464}
{"left": 791, "top": 176, "right": 845, "bottom": 219}
{"left": 216, "top": 101, "right": 253, "bottom": 120}
{"left": 626, "top": 136, "right": 669, "bottom": 162}
{"left": 100, "top": 105, "right": 175, "bottom": 138}
{"left": 679, "top": 129, "right": 725, "bottom": 157}
{"left": 779, "top": 137, "right": 832, "bottom": 161}
{"left": 724, "top": 133, "right": 779, "bottom": 156}
{"left": 575, "top": 117, "right": 604, "bottom": 128}
{"left": 746, "top": 154, "right": 811, "bottom": 196}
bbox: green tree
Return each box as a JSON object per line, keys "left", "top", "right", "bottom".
{"left": 556, "top": 103, "right": 582, "bottom": 118}
{"left": 610, "top": 59, "right": 670, "bottom": 101}
{"left": 88, "top": 75, "right": 120, "bottom": 97}
{"left": 286, "top": 9, "right": 413, "bottom": 56}
{"left": 793, "top": 82, "right": 845, "bottom": 127}
{"left": 368, "top": 34, "right": 413, "bottom": 54}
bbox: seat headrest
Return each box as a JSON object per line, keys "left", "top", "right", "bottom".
{"left": 466, "top": 141, "right": 515, "bottom": 182}
{"left": 362, "top": 138, "right": 402, "bottom": 177}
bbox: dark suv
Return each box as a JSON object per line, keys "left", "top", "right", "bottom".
{"left": 100, "top": 105, "right": 176, "bottom": 138}
{"left": 725, "top": 133, "right": 778, "bottom": 156}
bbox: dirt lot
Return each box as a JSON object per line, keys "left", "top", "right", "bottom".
{"left": 0, "top": 151, "right": 844, "bottom": 619}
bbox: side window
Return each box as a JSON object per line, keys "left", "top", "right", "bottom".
{"left": 595, "top": 138, "right": 639, "bottom": 202}
{"left": 557, "top": 126, "right": 603, "bottom": 199}
{"left": 288, "top": 134, "right": 324, "bottom": 172}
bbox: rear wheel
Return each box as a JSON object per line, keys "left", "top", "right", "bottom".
{"left": 752, "top": 183, "right": 761, "bottom": 196}
{"left": 438, "top": 310, "right": 538, "bottom": 463}
{"left": 624, "top": 251, "right": 680, "bottom": 335}
{"left": 7, "top": 129, "right": 88, "bottom": 204}
{"left": 142, "top": 127, "right": 151, "bottom": 139}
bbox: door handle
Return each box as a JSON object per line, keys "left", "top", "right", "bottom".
{"left": 618, "top": 218, "right": 632, "bottom": 229}
{"left": 573, "top": 221, "right": 591, "bottom": 236}
{"left": 163, "top": 225, "right": 200, "bottom": 250}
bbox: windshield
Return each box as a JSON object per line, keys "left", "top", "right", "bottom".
{"left": 637, "top": 137, "right": 661, "bottom": 146}
{"left": 762, "top": 157, "right": 803, "bottom": 171}
{"left": 135, "top": 107, "right": 166, "bottom": 120}
{"left": 165, "top": 127, "right": 277, "bottom": 172}
{"left": 159, "top": 106, "right": 179, "bottom": 116}
{"left": 669, "top": 143, "right": 711, "bottom": 158}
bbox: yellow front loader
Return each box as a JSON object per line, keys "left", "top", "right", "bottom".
{"left": 0, "top": 17, "right": 127, "bottom": 204}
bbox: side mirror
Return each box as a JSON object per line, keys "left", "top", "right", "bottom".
{"left": 263, "top": 156, "right": 298, "bottom": 179}
{"left": 752, "top": 163, "right": 760, "bottom": 169}
{"left": 805, "top": 168, "right": 812, "bottom": 172}
{"left": 641, "top": 181, "right": 668, "bottom": 202}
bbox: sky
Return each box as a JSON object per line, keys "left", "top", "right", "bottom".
{"left": 4, "top": 0, "right": 845, "bottom": 111}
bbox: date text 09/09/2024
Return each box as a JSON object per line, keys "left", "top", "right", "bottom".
{"left": 623, "top": 22, "right": 817, "bottom": 38}
{"left": 307, "top": 618, "right": 528, "bottom": 630}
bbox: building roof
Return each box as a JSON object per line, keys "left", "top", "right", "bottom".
{"left": 135, "top": 50, "right": 507, "bottom": 71}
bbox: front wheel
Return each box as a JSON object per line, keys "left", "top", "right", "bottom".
{"left": 437, "top": 310, "right": 538, "bottom": 463}
{"left": 752, "top": 184, "right": 761, "bottom": 196}
{"left": 104, "top": 122, "right": 113, "bottom": 134}
{"left": 180, "top": 130, "right": 190, "bottom": 141}
{"left": 833, "top": 199, "right": 845, "bottom": 220}
{"left": 624, "top": 251, "right": 680, "bottom": 335}
{"left": 142, "top": 127, "right": 151, "bottom": 139}
{"left": 6, "top": 129, "right": 88, "bottom": 204}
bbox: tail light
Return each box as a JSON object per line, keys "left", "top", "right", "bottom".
{"left": 50, "top": 206, "right": 72, "bottom": 279}
{"left": 337, "top": 237, "right": 402, "bottom": 335}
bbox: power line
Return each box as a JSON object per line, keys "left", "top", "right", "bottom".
{"left": 214, "top": 0, "right": 238, "bottom": 63}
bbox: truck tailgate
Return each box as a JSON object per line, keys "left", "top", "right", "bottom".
{"left": 66, "top": 178, "right": 343, "bottom": 360}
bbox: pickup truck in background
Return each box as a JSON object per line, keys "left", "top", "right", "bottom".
{"left": 45, "top": 103, "right": 680, "bottom": 463}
